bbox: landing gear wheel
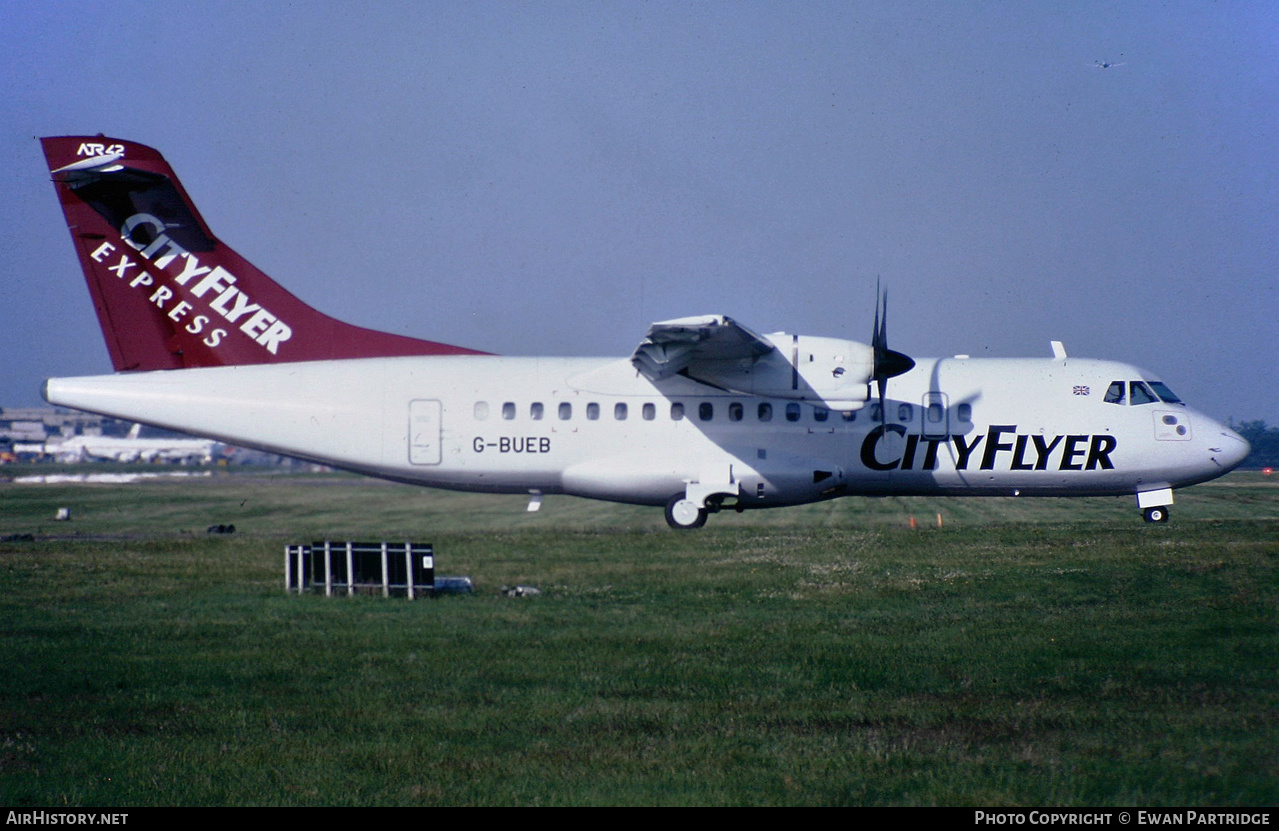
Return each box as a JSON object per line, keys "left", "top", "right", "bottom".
{"left": 1143, "top": 506, "right": 1170, "bottom": 524}
{"left": 665, "top": 495, "right": 707, "bottom": 530}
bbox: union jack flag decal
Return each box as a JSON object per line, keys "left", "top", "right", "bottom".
{"left": 1073, "top": 386, "right": 1091, "bottom": 396}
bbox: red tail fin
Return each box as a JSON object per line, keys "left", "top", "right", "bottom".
{"left": 41, "top": 136, "right": 485, "bottom": 371}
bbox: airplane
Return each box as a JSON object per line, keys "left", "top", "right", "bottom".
{"left": 37, "top": 135, "right": 1251, "bottom": 529}
{"left": 45, "top": 423, "right": 218, "bottom": 464}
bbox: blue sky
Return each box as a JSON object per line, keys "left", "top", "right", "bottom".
{"left": 2, "top": 1, "right": 1275, "bottom": 423}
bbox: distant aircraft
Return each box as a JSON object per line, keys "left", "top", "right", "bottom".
{"left": 39, "top": 136, "right": 1249, "bottom": 528}
{"left": 46, "top": 423, "right": 217, "bottom": 464}
{"left": 1093, "top": 60, "right": 1126, "bottom": 69}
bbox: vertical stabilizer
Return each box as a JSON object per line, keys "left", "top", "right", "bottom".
{"left": 41, "top": 136, "right": 485, "bottom": 371}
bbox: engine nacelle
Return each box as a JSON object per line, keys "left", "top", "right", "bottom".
{"left": 689, "top": 334, "right": 874, "bottom": 409}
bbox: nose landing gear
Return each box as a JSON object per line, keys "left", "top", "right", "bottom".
{"left": 1137, "top": 488, "right": 1174, "bottom": 525}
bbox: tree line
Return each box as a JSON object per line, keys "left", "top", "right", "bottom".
{"left": 1233, "top": 420, "right": 1279, "bottom": 468}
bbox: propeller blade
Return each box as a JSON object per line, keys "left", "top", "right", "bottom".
{"left": 873, "top": 282, "right": 882, "bottom": 352}
{"left": 878, "top": 284, "right": 887, "bottom": 352}
{"left": 869, "top": 282, "right": 915, "bottom": 422}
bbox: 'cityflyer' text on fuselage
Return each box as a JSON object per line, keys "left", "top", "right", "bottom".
{"left": 861, "top": 424, "right": 1117, "bottom": 472}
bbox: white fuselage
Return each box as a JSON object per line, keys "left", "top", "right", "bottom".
{"left": 43, "top": 351, "right": 1250, "bottom": 511}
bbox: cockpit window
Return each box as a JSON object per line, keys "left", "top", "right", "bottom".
{"left": 1148, "top": 381, "right": 1183, "bottom": 405}
{"left": 1106, "top": 379, "right": 1183, "bottom": 406}
{"left": 1129, "top": 381, "right": 1158, "bottom": 405}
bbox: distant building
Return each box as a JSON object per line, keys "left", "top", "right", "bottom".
{"left": 1, "top": 407, "right": 133, "bottom": 442}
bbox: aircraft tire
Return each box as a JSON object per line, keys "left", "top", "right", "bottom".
{"left": 1143, "top": 506, "right": 1170, "bottom": 524}
{"left": 665, "top": 496, "right": 707, "bottom": 530}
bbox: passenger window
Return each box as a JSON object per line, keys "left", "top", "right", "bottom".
{"left": 786, "top": 403, "right": 801, "bottom": 422}
{"left": 957, "top": 404, "right": 972, "bottom": 422}
{"left": 614, "top": 403, "right": 627, "bottom": 421}
{"left": 642, "top": 403, "right": 656, "bottom": 421}
{"left": 814, "top": 407, "right": 828, "bottom": 422}
{"left": 530, "top": 402, "right": 544, "bottom": 420}
{"left": 1130, "top": 382, "right": 1158, "bottom": 406}
{"left": 474, "top": 402, "right": 489, "bottom": 420}
{"left": 502, "top": 402, "right": 516, "bottom": 420}
{"left": 699, "top": 402, "right": 714, "bottom": 421}
{"left": 1104, "top": 382, "right": 1126, "bottom": 405}
{"left": 869, "top": 403, "right": 882, "bottom": 422}
{"left": 558, "top": 402, "right": 572, "bottom": 420}
{"left": 587, "top": 403, "right": 600, "bottom": 420}
{"left": 927, "top": 403, "right": 944, "bottom": 423}
{"left": 898, "top": 404, "right": 913, "bottom": 422}
{"left": 758, "top": 403, "right": 773, "bottom": 422}
{"left": 729, "top": 402, "right": 744, "bottom": 422}
{"left": 671, "top": 402, "right": 685, "bottom": 421}
{"left": 841, "top": 410, "right": 857, "bottom": 422}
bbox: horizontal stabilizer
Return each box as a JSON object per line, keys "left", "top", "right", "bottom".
{"left": 50, "top": 152, "right": 125, "bottom": 184}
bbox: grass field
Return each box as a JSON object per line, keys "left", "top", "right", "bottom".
{"left": 1, "top": 468, "right": 1275, "bottom": 806}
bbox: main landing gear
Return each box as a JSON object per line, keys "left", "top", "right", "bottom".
{"left": 1142, "top": 506, "right": 1170, "bottom": 523}
{"left": 665, "top": 472, "right": 740, "bottom": 529}
{"left": 665, "top": 495, "right": 708, "bottom": 530}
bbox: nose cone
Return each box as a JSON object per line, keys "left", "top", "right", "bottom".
{"left": 1206, "top": 421, "right": 1251, "bottom": 473}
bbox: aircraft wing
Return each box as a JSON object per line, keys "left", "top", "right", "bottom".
{"left": 630, "top": 315, "right": 776, "bottom": 381}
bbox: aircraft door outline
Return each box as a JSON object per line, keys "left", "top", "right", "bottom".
{"left": 409, "top": 399, "right": 443, "bottom": 465}
{"left": 922, "top": 392, "right": 949, "bottom": 439}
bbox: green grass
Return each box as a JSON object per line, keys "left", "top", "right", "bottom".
{"left": 0, "top": 469, "right": 1275, "bottom": 805}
